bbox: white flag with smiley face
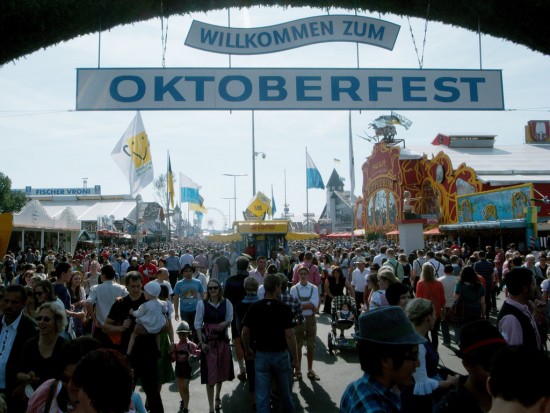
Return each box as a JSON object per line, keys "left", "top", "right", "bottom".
{"left": 111, "top": 111, "right": 154, "bottom": 196}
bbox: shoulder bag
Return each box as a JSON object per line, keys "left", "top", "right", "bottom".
{"left": 447, "top": 293, "right": 465, "bottom": 326}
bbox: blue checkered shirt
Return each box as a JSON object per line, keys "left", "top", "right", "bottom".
{"left": 340, "top": 373, "right": 401, "bottom": 413}
{"left": 280, "top": 291, "right": 305, "bottom": 325}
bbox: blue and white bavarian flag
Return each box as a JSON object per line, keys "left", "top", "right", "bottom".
{"left": 306, "top": 151, "right": 325, "bottom": 190}
{"left": 180, "top": 173, "right": 201, "bottom": 204}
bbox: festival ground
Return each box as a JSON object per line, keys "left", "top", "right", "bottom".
{"left": 140, "top": 299, "right": 499, "bottom": 413}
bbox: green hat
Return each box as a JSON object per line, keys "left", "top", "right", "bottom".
{"left": 354, "top": 306, "right": 426, "bottom": 345}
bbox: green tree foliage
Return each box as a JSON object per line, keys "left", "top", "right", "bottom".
{"left": 365, "top": 230, "right": 383, "bottom": 242}
{"left": 0, "top": 173, "right": 27, "bottom": 213}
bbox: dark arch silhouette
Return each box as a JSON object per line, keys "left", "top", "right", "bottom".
{"left": 1, "top": 1, "right": 548, "bottom": 66}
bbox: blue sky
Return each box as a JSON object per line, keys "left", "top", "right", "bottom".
{"left": 1, "top": 6, "right": 549, "bottom": 231}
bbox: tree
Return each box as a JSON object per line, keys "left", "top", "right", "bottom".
{"left": 153, "top": 173, "right": 177, "bottom": 211}
{"left": 153, "top": 173, "right": 167, "bottom": 210}
{"left": 0, "top": 172, "right": 27, "bottom": 213}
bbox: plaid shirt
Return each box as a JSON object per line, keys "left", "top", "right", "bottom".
{"left": 280, "top": 291, "right": 305, "bottom": 325}
{"left": 340, "top": 373, "right": 401, "bottom": 413}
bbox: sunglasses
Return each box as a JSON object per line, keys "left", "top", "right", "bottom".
{"left": 36, "top": 316, "right": 52, "bottom": 322}
{"left": 208, "top": 286, "right": 219, "bottom": 291}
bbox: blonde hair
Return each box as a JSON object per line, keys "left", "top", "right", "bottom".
{"left": 405, "top": 298, "right": 434, "bottom": 326}
{"left": 377, "top": 268, "right": 399, "bottom": 285}
{"left": 35, "top": 301, "right": 68, "bottom": 333}
{"left": 421, "top": 262, "right": 436, "bottom": 282}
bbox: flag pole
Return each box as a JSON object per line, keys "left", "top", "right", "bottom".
{"left": 349, "top": 111, "right": 355, "bottom": 243}
{"left": 306, "top": 147, "right": 309, "bottom": 232}
{"left": 166, "top": 150, "right": 171, "bottom": 245}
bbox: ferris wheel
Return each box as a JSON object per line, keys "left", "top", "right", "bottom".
{"left": 205, "top": 207, "right": 228, "bottom": 232}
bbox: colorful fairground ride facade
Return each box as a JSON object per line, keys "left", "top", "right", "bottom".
{"left": 353, "top": 118, "right": 550, "bottom": 248}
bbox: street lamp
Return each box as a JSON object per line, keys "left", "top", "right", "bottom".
{"left": 252, "top": 151, "right": 266, "bottom": 196}
{"left": 135, "top": 194, "right": 142, "bottom": 251}
{"left": 222, "top": 174, "right": 247, "bottom": 226}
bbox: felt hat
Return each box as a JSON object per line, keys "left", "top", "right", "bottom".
{"left": 455, "top": 320, "right": 507, "bottom": 359}
{"left": 144, "top": 281, "right": 161, "bottom": 298}
{"left": 354, "top": 306, "right": 426, "bottom": 345}
{"left": 176, "top": 321, "right": 191, "bottom": 333}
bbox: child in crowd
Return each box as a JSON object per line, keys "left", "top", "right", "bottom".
{"left": 338, "top": 302, "right": 355, "bottom": 322}
{"left": 127, "top": 281, "right": 168, "bottom": 356}
{"left": 172, "top": 321, "right": 201, "bottom": 413}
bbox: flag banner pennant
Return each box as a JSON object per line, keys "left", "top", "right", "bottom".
{"left": 271, "top": 185, "right": 277, "bottom": 216}
{"left": 180, "top": 172, "right": 201, "bottom": 204}
{"left": 167, "top": 155, "right": 175, "bottom": 208}
{"left": 111, "top": 111, "right": 154, "bottom": 196}
{"left": 246, "top": 191, "right": 272, "bottom": 217}
{"left": 391, "top": 111, "right": 413, "bottom": 130}
{"left": 189, "top": 202, "right": 207, "bottom": 214}
{"left": 189, "top": 194, "right": 207, "bottom": 214}
{"left": 370, "top": 115, "right": 398, "bottom": 129}
{"left": 306, "top": 152, "right": 325, "bottom": 190}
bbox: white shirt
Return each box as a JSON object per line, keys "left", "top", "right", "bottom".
{"left": 133, "top": 299, "right": 168, "bottom": 334}
{"left": 0, "top": 313, "right": 22, "bottom": 388}
{"left": 412, "top": 344, "right": 439, "bottom": 395}
{"left": 351, "top": 268, "right": 369, "bottom": 292}
{"left": 290, "top": 282, "right": 319, "bottom": 316}
{"left": 428, "top": 258, "right": 445, "bottom": 277}
{"left": 120, "top": 260, "right": 130, "bottom": 276}
{"left": 194, "top": 299, "right": 233, "bottom": 330}
{"left": 87, "top": 280, "right": 128, "bottom": 324}
{"left": 373, "top": 253, "right": 387, "bottom": 266}
{"left": 193, "top": 272, "right": 208, "bottom": 291}
{"left": 438, "top": 275, "right": 458, "bottom": 308}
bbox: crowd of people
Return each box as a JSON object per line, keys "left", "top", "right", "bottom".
{"left": 0, "top": 238, "right": 548, "bottom": 413}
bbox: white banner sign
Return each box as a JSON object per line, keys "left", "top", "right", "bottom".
{"left": 20, "top": 186, "right": 102, "bottom": 196}
{"left": 76, "top": 68, "right": 504, "bottom": 111}
{"left": 185, "top": 15, "right": 400, "bottom": 54}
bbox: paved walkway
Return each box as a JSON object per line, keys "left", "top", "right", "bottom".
{"left": 141, "top": 290, "right": 544, "bottom": 413}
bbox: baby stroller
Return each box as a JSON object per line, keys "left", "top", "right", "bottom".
{"left": 327, "top": 295, "right": 357, "bottom": 355}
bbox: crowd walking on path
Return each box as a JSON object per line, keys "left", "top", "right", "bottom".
{"left": 0, "top": 238, "right": 549, "bottom": 413}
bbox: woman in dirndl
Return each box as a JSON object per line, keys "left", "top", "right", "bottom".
{"left": 194, "top": 278, "right": 234, "bottom": 413}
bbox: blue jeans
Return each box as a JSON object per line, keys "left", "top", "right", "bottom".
{"left": 255, "top": 351, "right": 294, "bottom": 413}
{"left": 217, "top": 271, "right": 229, "bottom": 287}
